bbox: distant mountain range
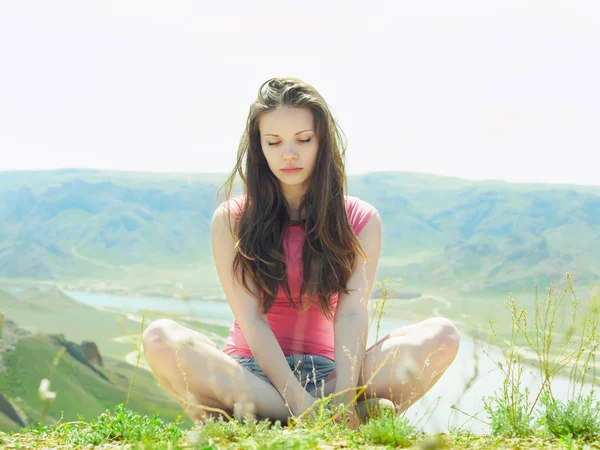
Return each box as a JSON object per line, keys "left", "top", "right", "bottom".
{"left": 1, "top": 169, "right": 599, "bottom": 297}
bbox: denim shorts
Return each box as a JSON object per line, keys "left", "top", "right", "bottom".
{"left": 230, "top": 353, "right": 335, "bottom": 394}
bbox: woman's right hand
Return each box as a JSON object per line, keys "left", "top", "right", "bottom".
{"left": 291, "top": 391, "right": 321, "bottom": 419}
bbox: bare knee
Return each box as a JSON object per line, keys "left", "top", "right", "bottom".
{"left": 426, "top": 316, "right": 460, "bottom": 363}
{"left": 142, "top": 319, "right": 182, "bottom": 360}
{"left": 142, "top": 319, "right": 221, "bottom": 378}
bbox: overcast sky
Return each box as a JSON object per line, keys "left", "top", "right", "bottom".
{"left": 1, "top": 1, "right": 599, "bottom": 186}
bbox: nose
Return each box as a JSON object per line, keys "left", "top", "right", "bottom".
{"left": 282, "top": 143, "right": 297, "bottom": 161}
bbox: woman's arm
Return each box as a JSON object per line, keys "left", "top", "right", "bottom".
{"left": 211, "top": 206, "right": 313, "bottom": 415}
{"left": 333, "top": 212, "right": 382, "bottom": 406}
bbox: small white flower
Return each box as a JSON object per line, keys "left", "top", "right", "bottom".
{"left": 38, "top": 378, "right": 57, "bottom": 402}
{"left": 186, "top": 429, "right": 201, "bottom": 445}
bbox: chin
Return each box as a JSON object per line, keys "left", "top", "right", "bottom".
{"left": 279, "top": 177, "right": 310, "bottom": 189}
{"left": 280, "top": 180, "right": 305, "bottom": 188}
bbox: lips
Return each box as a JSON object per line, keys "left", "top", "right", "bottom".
{"left": 281, "top": 167, "right": 302, "bottom": 172}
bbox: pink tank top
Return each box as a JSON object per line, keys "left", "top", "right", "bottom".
{"left": 220, "top": 195, "right": 377, "bottom": 360}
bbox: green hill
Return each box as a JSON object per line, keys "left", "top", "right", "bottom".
{"left": 0, "top": 286, "right": 141, "bottom": 358}
{"left": 0, "top": 331, "right": 193, "bottom": 432}
{"left": 0, "top": 285, "right": 237, "bottom": 433}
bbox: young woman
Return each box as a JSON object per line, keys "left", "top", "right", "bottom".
{"left": 142, "top": 77, "right": 460, "bottom": 428}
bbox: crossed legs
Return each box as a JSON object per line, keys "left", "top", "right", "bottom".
{"left": 141, "top": 316, "right": 460, "bottom": 423}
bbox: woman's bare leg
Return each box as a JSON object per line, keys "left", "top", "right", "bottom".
{"left": 141, "top": 319, "right": 294, "bottom": 423}
{"left": 311, "top": 317, "right": 460, "bottom": 412}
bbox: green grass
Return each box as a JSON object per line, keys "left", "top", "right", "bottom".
{"left": 473, "top": 275, "right": 600, "bottom": 443}
{"left": 0, "top": 400, "right": 595, "bottom": 449}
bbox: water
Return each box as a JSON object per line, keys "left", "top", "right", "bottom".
{"left": 67, "top": 290, "right": 598, "bottom": 434}
{"left": 6, "top": 287, "right": 25, "bottom": 294}
{"left": 65, "top": 290, "right": 235, "bottom": 323}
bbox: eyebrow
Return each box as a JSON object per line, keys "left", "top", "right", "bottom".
{"left": 262, "top": 129, "right": 314, "bottom": 137}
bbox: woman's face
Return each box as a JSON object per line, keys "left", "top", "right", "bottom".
{"left": 258, "top": 106, "right": 319, "bottom": 192}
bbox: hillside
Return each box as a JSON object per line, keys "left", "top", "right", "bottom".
{"left": 0, "top": 329, "right": 193, "bottom": 433}
{"left": 0, "top": 286, "right": 142, "bottom": 358}
{"left": 0, "top": 286, "right": 233, "bottom": 433}
{"left": 0, "top": 169, "right": 599, "bottom": 298}
{"left": 0, "top": 289, "right": 190, "bottom": 432}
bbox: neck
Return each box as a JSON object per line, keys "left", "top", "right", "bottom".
{"left": 281, "top": 183, "right": 307, "bottom": 221}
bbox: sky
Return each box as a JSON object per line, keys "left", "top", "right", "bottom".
{"left": 1, "top": 1, "right": 599, "bottom": 186}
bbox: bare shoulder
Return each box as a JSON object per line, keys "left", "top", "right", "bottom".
{"left": 211, "top": 203, "right": 235, "bottom": 229}
{"left": 357, "top": 211, "right": 382, "bottom": 253}
{"left": 359, "top": 209, "right": 381, "bottom": 236}
{"left": 211, "top": 197, "right": 242, "bottom": 238}
{"left": 344, "top": 195, "right": 380, "bottom": 238}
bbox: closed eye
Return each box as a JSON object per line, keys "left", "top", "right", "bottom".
{"left": 267, "top": 138, "right": 312, "bottom": 146}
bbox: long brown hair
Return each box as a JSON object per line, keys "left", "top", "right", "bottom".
{"left": 217, "top": 77, "right": 367, "bottom": 320}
